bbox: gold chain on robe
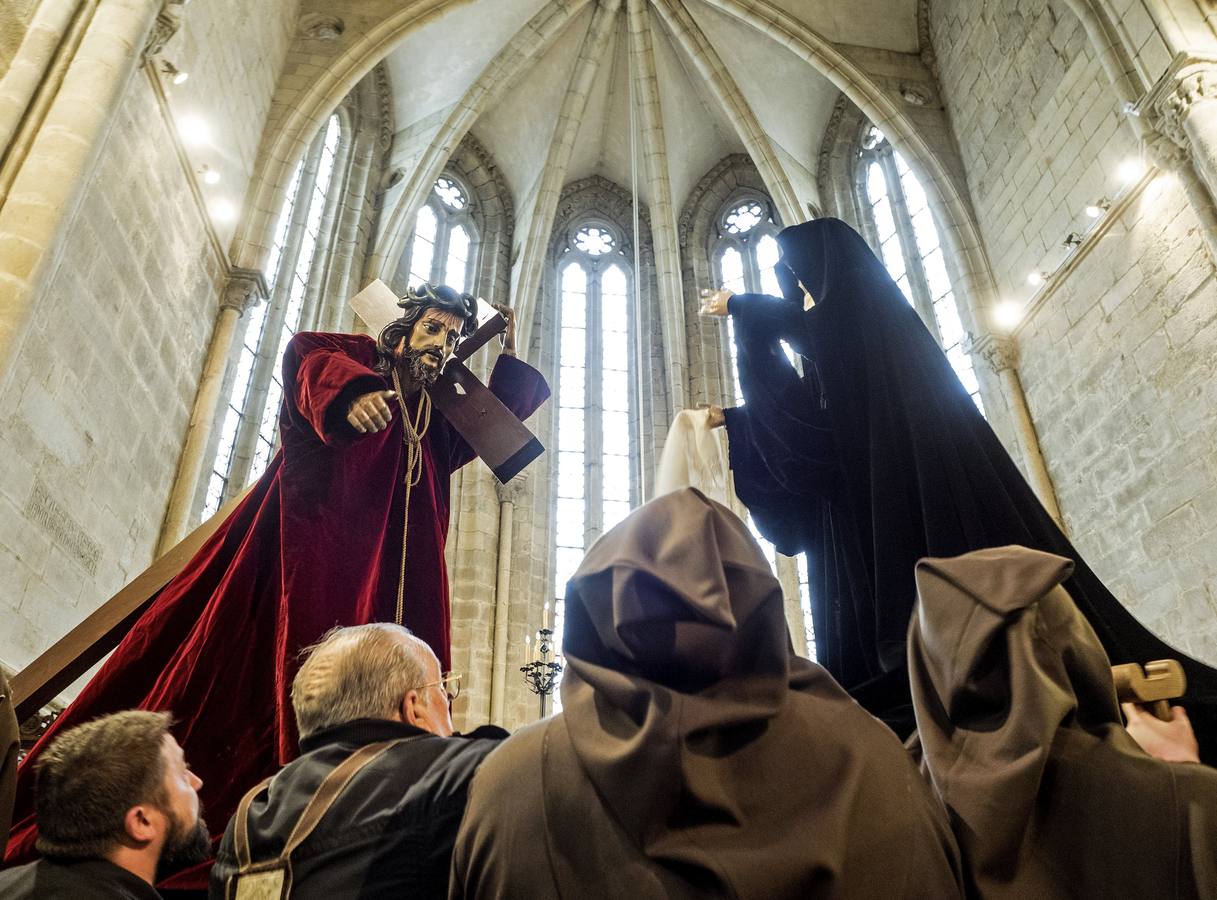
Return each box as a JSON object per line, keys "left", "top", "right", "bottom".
{"left": 391, "top": 369, "right": 432, "bottom": 626}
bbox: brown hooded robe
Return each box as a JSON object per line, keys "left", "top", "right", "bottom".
{"left": 451, "top": 488, "right": 963, "bottom": 900}
{"left": 908, "top": 545, "right": 1217, "bottom": 899}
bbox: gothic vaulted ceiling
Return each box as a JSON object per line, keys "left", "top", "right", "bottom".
{"left": 376, "top": 0, "right": 920, "bottom": 226}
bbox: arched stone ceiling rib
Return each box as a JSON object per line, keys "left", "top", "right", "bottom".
{"left": 650, "top": 0, "right": 800, "bottom": 223}
{"left": 627, "top": 0, "right": 688, "bottom": 410}
{"left": 510, "top": 0, "right": 624, "bottom": 350}
{"left": 367, "top": 0, "right": 595, "bottom": 279}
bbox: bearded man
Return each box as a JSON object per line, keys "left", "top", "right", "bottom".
{"left": 6, "top": 284, "right": 549, "bottom": 890}
{"left": 0, "top": 711, "right": 209, "bottom": 898}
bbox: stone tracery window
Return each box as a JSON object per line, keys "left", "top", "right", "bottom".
{"left": 403, "top": 174, "right": 478, "bottom": 294}
{"left": 708, "top": 192, "right": 814, "bottom": 657}
{"left": 552, "top": 220, "right": 638, "bottom": 657}
{"left": 856, "top": 126, "right": 984, "bottom": 413}
{"left": 202, "top": 113, "right": 345, "bottom": 519}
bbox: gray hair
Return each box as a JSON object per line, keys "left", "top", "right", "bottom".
{"left": 291, "top": 623, "right": 430, "bottom": 738}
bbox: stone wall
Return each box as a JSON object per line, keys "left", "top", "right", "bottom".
{"left": 930, "top": 0, "right": 1217, "bottom": 662}
{"left": 0, "top": 74, "right": 224, "bottom": 673}
{"left": 0, "top": 0, "right": 302, "bottom": 678}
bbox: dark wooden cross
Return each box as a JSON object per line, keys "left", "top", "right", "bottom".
{"left": 427, "top": 304, "right": 545, "bottom": 483}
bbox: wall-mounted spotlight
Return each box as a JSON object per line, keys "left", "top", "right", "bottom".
{"left": 1117, "top": 158, "right": 1146, "bottom": 184}
{"left": 1063, "top": 232, "right": 1083, "bottom": 249}
{"left": 1085, "top": 199, "right": 1111, "bottom": 219}
{"left": 211, "top": 199, "right": 236, "bottom": 222}
{"left": 162, "top": 60, "right": 189, "bottom": 85}
{"left": 993, "top": 301, "right": 1024, "bottom": 330}
{"left": 199, "top": 165, "right": 221, "bottom": 185}
{"left": 1026, "top": 271, "right": 1050, "bottom": 287}
{"left": 178, "top": 115, "right": 210, "bottom": 145}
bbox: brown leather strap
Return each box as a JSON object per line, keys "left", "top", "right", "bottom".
{"left": 232, "top": 737, "right": 417, "bottom": 871}
{"left": 282, "top": 738, "right": 410, "bottom": 857}
{"left": 233, "top": 777, "right": 273, "bottom": 869}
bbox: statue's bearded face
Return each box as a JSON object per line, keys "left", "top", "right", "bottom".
{"left": 394, "top": 309, "right": 463, "bottom": 385}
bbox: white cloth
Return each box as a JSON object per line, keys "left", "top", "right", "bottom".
{"left": 655, "top": 410, "right": 746, "bottom": 519}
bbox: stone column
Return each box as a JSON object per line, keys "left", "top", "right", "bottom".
{"left": 967, "top": 334, "right": 1065, "bottom": 529}
{"left": 490, "top": 475, "right": 524, "bottom": 725}
{"left": 0, "top": 0, "right": 164, "bottom": 397}
{"left": 157, "top": 267, "right": 267, "bottom": 553}
{"left": 0, "top": 0, "right": 87, "bottom": 165}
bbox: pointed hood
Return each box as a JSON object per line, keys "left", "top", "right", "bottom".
{"left": 547, "top": 488, "right": 964, "bottom": 898}
{"left": 908, "top": 545, "right": 1217, "bottom": 898}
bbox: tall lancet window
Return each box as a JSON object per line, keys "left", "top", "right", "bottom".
{"left": 553, "top": 223, "right": 638, "bottom": 654}
{"left": 711, "top": 197, "right": 784, "bottom": 405}
{"left": 402, "top": 175, "right": 478, "bottom": 293}
{"left": 857, "top": 126, "right": 983, "bottom": 412}
{"left": 710, "top": 192, "right": 814, "bottom": 657}
{"left": 202, "top": 113, "right": 345, "bottom": 519}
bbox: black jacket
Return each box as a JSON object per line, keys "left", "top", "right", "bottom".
{"left": 0, "top": 857, "right": 161, "bottom": 898}
{"left": 209, "top": 719, "right": 504, "bottom": 900}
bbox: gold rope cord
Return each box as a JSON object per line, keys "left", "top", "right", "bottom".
{"left": 390, "top": 369, "right": 433, "bottom": 626}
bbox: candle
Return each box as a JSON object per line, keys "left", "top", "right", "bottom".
{"left": 523, "top": 633, "right": 532, "bottom": 666}
{"left": 542, "top": 600, "right": 550, "bottom": 631}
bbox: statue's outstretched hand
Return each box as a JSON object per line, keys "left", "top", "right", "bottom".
{"left": 701, "top": 405, "right": 726, "bottom": 429}
{"left": 348, "top": 390, "right": 396, "bottom": 434}
{"left": 699, "top": 288, "right": 732, "bottom": 317}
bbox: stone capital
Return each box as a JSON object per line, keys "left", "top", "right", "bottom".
{"left": 495, "top": 473, "right": 529, "bottom": 504}
{"left": 1140, "top": 54, "right": 1217, "bottom": 149}
{"left": 144, "top": 0, "right": 187, "bottom": 60}
{"left": 221, "top": 267, "right": 269, "bottom": 316}
{"left": 964, "top": 332, "right": 1019, "bottom": 375}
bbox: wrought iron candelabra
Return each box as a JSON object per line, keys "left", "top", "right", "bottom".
{"left": 520, "top": 628, "right": 563, "bottom": 718}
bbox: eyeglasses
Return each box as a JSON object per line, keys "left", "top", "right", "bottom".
{"left": 419, "top": 671, "right": 462, "bottom": 704}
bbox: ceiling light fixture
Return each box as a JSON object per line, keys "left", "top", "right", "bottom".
{"left": 1026, "top": 271, "right": 1049, "bottom": 287}
{"left": 200, "top": 165, "right": 221, "bottom": 185}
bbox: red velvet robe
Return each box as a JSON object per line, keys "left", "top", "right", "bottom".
{"left": 4, "top": 332, "right": 549, "bottom": 886}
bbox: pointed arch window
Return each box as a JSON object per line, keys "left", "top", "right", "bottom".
{"left": 709, "top": 194, "right": 813, "bottom": 657}
{"left": 202, "top": 113, "right": 345, "bottom": 519}
{"left": 553, "top": 222, "right": 638, "bottom": 656}
{"left": 857, "top": 126, "right": 984, "bottom": 413}
{"left": 402, "top": 175, "right": 478, "bottom": 293}
{"left": 711, "top": 196, "right": 785, "bottom": 405}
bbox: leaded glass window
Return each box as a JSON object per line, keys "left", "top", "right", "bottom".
{"left": 709, "top": 195, "right": 812, "bottom": 656}
{"left": 202, "top": 114, "right": 344, "bottom": 519}
{"left": 553, "top": 223, "right": 638, "bottom": 658}
{"left": 858, "top": 126, "right": 983, "bottom": 412}
{"left": 402, "top": 175, "right": 478, "bottom": 294}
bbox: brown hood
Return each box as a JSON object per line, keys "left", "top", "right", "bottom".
{"left": 552, "top": 488, "right": 963, "bottom": 898}
{"left": 909, "top": 545, "right": 1217, "bottom": 898}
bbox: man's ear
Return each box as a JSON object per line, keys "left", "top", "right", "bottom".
{"left": 401, "top": 689, "right": 424, "bottom": 728}
{"left": 123, "top": 804, "right": 159, "bottom": 846}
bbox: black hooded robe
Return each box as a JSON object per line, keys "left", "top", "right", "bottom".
{"left": 722, "top": 217, "right": 1217, "bottom": 758}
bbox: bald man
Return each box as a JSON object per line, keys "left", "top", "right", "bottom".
{"left": 209, "top": 624, "right": 505, "bottom": 900}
